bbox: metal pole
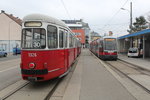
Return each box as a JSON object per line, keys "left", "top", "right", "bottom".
{"left": 130, "top": 37, "right": 132, "bottom": 47}
{"left": 124, "top": 39, "right": 125, "bottom": 53}
{"left": 130, "top": 2, "right": 133, "bottom": 48}
{"left": 143, "top": 35, "right": 145, "bottom": 59}
{"left": 130, "top": 2, "right": 132, "bottom": 34}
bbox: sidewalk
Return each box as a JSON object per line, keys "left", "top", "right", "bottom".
{"left": 118, "top": 54, "right": 150, "bottom": 71}
{"left": 63, "top": 49, "right": 136, "bottom": 100}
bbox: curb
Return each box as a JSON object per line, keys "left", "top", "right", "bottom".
{"left": 118, "top": 58, "right": 150, "bottom": 72}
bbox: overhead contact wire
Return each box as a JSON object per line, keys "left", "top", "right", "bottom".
{"left": 61, "top": 0, "right": 72, "bottom": 20}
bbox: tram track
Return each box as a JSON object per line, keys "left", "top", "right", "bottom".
{"left": 2, "top": 78, "right": 60, "bottom": 100}
{"left": 118, "top": 59, "right": 150, "bottom": 76}
{"left": 0, "top": 55, "right": 80, "bottom": 100}
{"left": 0, "top": 73, "right": 64, "bottom": 100}
{"left": 105, "top": 60, "right": 150, "bottom": 94}
{"left": 0, "top": 80, "right": 29, "bottom": 100}
{"left": 90, "top": 51, "right": 150, "bottom": 94}
{"left": 44, "top": 78, "right": 62, "bottom": 100}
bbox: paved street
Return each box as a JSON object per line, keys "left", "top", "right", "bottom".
{"left": 63, "top": 49, "right": 136, "bottom": 100}
{"left": 0, "top": 55, "right": 20, "bottom": 62}
{"left": 0, "top": 55, "right": 21, "bottom": 91}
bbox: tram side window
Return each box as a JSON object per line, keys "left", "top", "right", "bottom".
{"left": 22, "top": 29, "right": 32, "bottom": 48}
{"left": 69, "top": 33, "right": 73, "bottom": 47}
{"left": 47, "top": 25, "right": 58, "bottom": 48}
{"left": 64, "top": 31, "right": 68, "bottom": 48}
{"left": 99, "top": 41, "right": 103, "bottom": 52}
{"left": 73, "top": 38, "right": 76, "bottom": 48}
{"left": 75, "top": 39, "right": 77, "bottom": 48}
{"left": 59, "top": 30, "right": 64, "bottom": 48}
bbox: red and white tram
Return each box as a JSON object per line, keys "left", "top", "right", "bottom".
{"left": 20, "top": 14, "right": 81, "bottom": 81}
{"left": 90, "top": 36, "right": 118, "bottom": 60}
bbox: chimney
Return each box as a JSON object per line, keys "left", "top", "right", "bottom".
{"left": 10, "top": 14, "right": 13, "bottom": 16}
{"left": 1, "top": 10, "right": 5, "bottom": 13}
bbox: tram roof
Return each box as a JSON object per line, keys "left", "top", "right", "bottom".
{"left": 118, "top": 29, "right": 150, "bottom": 39}
{"left": 23, "top": 14, "right": 70, "bottom": 29}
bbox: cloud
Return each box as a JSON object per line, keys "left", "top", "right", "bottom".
{"left": 1, "top": 0, "right": 150, "bottom": 36}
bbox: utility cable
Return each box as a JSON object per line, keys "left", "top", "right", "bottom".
{"left": 102, "top": 0, "right": 130, "bottom": 29}
{"left": 60, "top": 0, "right": 71, "bottom": 19}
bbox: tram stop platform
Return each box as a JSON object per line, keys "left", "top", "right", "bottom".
{"left": 118, "top": 54, "right": 150, "bottom": 71}
{"left": 62, "top": 49, "right": 136, "bottom": 100}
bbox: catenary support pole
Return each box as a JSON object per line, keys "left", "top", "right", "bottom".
{"left": 143, "top": 35, "right": 145, "bottom": 59}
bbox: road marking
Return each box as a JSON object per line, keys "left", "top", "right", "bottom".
{"left": 0, "top": 66, "right": 18, "bottom": 73}
{"left": 0, "top": 59, "right": 20, "bottom": 65}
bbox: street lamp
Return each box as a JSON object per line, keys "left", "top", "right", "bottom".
{"left": 121, "top": 2, "right": 132, "bottom": 34}
{"left": 121, "top": 8, "right": 129, "bottom": 12}
{"left": 121, "top": 2, "right": 133, "bottom": 48}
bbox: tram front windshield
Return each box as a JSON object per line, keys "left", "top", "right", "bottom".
{"left": 22, "top": 28, "right": 46, "bottom": 49}
{"left": 104, "top": 38, "right": 117, "bottom": 50}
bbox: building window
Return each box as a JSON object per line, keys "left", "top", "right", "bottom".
{"left": 75, "top": 33, "right": 81, "bottom": 35}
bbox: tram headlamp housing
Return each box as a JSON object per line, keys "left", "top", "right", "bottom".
{"left": 29, "top": 63, "right": 36, "bottom": 69}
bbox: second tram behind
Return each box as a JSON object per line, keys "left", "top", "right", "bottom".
{"left": 20, "top": 14, "right": 81, "bottom": 81}
{"left": 90, "top": 36, "right": 117, "bottom": 60}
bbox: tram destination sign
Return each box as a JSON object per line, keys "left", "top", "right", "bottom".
{"left": 105, "top": 38, "right": 115, "bottom": 41}
{"left": 25, "top": 21, "right": 42, "bottom": 27}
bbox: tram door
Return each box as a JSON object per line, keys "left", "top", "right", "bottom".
{"left": 59, "top": 29, "right": 68, "bottom": 71}
{"left": 68, "top": 33, "right": 74, "bottom": 68}
{"left": 64, "top": 31, "right": 69, "bottom": 71}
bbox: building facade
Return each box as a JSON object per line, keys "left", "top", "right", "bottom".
{"left": 72, "top": 29, "right": 85, "bottom": 44}
{"left": 0, "top": 10, "right": 22, "bottom": 53}
{"left": 118, "top": 29, "right": 150, "bottom": 59}
{"left": 62, "top": 19, "right": 90, "bottom": 48}
{"left": 89, "top": 31, "right": 101, "bottom": 42}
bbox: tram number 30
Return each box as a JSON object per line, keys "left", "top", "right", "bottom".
{"left": 33, "top": 41, "right": 40, "bottom": 48}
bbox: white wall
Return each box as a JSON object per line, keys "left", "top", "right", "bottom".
{"left": 0, "top": 13, "right": 21, "bottom": 40}
{"left": 0, "top": 13, "right": 21, "bottom": 53}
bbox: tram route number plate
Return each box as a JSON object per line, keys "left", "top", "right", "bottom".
{"left": 28, "top": 77, "right": 37, "bottom": 81}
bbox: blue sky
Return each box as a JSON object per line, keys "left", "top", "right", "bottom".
{"left": 1, "top": 0, "right": 150, "bottom": 37}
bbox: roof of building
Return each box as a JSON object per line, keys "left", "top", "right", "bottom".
{"left": 118, "top": 29, "right": 150, "bottom": 39}
{"left": 91, "top": 32, "right": 100, "bottom": 37}
{"left": 67, "top": 24, "right": 82, "bottom": 27}
{"left": 62, "top": 19, "right": 82, "bottom": 24}
{"left": 0, "top": 10, "right": 22, "bottom": 25}
{"left": 62, "top": 19, "right": 90, "bottom": 29}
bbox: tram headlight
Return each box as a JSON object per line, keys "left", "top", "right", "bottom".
{"left": 29, "top": 63, "right": 35, "bottom": 69}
